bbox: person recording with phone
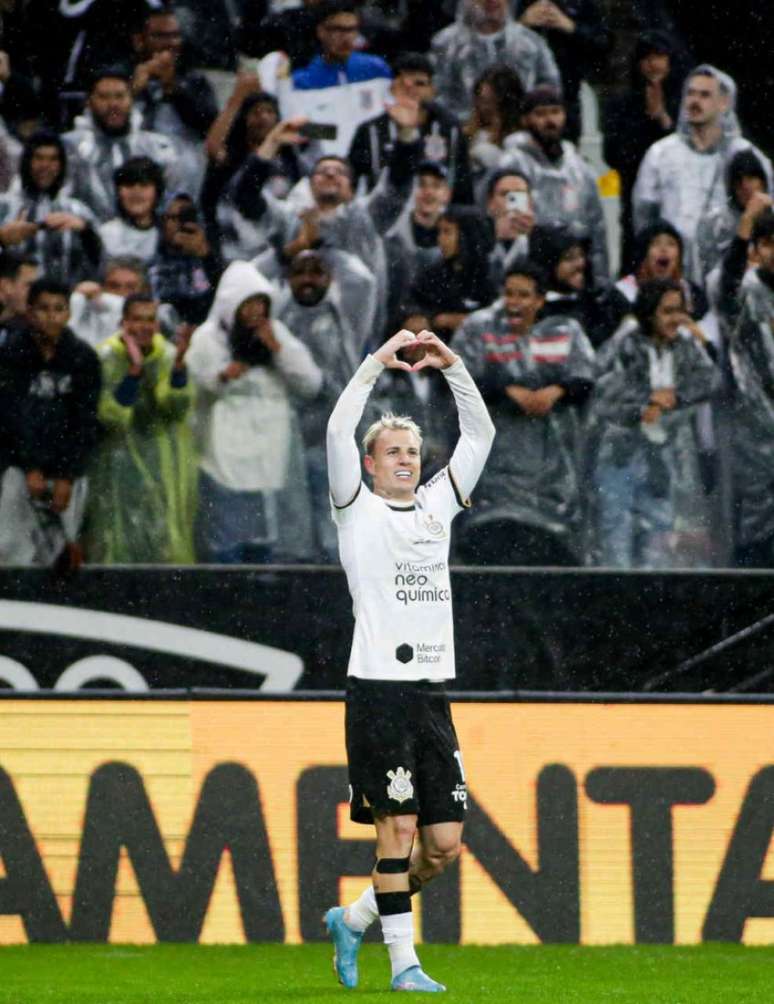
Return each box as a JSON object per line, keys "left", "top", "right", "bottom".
{"left": 148, "top": 193, "right": 223, "bottom": 327}
{"left": 231, "top": 110, "right": 423, "bottom": 339}
{"left": 484, "top": 169, "right": 536, "bottom": 289}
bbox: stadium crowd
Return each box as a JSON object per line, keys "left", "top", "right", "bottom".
{"left": 0, "top": 0, "right": 772, "bottom": 570}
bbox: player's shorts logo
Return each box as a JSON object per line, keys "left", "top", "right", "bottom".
{"left": 386, "top": 767, "right": 414, "bottom": 803}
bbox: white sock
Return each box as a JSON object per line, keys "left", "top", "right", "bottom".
{"left": 345, "top": 884, "right": 378, "bottom": 932}
{"left": 380, "top": 911, "right": 420, "bottom": 980}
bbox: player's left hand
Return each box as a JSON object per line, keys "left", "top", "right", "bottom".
{"left": 410, "top": 330, "right": 458, "bottom": 371}
{"left": 374, "top": 329, "right": 417, "bottom": 371}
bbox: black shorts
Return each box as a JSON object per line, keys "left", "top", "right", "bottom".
{"left": 345, "top": 677, "right": 467, "bottom": 826}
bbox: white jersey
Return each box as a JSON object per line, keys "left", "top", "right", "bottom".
{"left": 334, "top": 467, "right": 464, "bottom": 681}
{"left": 327, "top": 354, "right": 495, "bottom": 682}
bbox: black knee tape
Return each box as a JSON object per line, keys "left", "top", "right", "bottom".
{"left": 376, "top": 891, "right": 411, "bottom": 917}
{"left": 375, "top": 856, "right": 411, "bottom": 875}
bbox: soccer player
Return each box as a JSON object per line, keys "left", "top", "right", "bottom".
{"left": 324, "top": 328, "right": 495, "bottom": 992}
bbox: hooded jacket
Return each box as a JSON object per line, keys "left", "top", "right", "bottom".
{"left": 271, "top": 271, "right": 363, "bottom": 457}
{"left": 431, "top": 12, "right": 560, "bottom": 120}
{"left": 186, "top": 261, "right": 321, "bottom": 501}
{"left": 632, "top": 65, "right": 773, "bottom": 284}
{"left": 695, "top": 148, "right": 770, "bottom": 283}
{"left": 499, "top": 130, "right": 609, "bottom": 279}
{"left": 588, "top": 323, "right": 720, "bottom": 566}
{"left": 726, "top": 269, "right": 774, "bottom": 552}
{"left": 451, "top": 299, "right": 594, "bottom": 554}
{"left": 529, "top": 223, "right": 629, "bottom": 347}
{"left": 615, "top": 220, "right": 708, "bottom": 320}
{"left": 0, "top": 132, "right": 101, "bottom": 284}
{"left": 85, "top": 323, "right": 196, "bottom": 565}
{"left": 254, "top": 246, "right": 376, "bottom": 360}
{"left": 63, "top": 108, "right": 186, "bottom": 223}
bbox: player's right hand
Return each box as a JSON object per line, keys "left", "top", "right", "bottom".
{"left": 373, "top": 329, "right": 417, "bottom": 371}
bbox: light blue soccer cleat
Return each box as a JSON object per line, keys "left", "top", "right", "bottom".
{"left": 324, "top": 907, "right": 363, "bottom": 989}
{"left": 391, "top": 965, "right": 447, "bottom": 992}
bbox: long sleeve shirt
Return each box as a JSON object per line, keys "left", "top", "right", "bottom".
{"left": 326, "top": 354, "right": 494, "bottom": 681}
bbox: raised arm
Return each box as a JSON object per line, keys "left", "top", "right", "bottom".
{"left": 411, "top": 331, "right": 495, "bottom": 500}
{"left": 326, "top": 329, "right": 415, "bottom": 507}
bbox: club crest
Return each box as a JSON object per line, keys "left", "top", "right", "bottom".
{"left": 386, "top": 767, "right": 414, "bottom": 803}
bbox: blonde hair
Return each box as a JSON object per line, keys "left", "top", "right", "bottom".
{"left": 362, "top": 413, "right": 423, "bottom": 456}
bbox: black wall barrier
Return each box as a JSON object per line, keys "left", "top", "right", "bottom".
{"left": 1, "top": 567, "right": 774, "bottom": 692}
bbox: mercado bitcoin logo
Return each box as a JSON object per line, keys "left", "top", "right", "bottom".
{"left": 1, "top": 700, "right": 774, "bottom": 945}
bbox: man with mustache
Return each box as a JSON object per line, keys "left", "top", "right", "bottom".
{"left": 633, "top": 64, "right": 772, "bottom": 286}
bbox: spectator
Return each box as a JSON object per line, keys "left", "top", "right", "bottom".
{"left": 529, "top": 223, "right": 629, "bottom": 348}
{"left": 202, "top": 82, "right": 306, "bottom": 253}
{"left": 499, "top": 85, "right": 610, "bottom": 278}
{"left": 616, "top": 221, "right": 707, "bottom": 321}
{"left": 411, "top": 205, "right": 496, "bottom": 341}
{"left": 464, "top": 64, "right": 526, "bottom": 199}
{"left": 0, "top": 278, "right": 100, "bottom": 566}
{"left": 431, "top": 0, "right": 560, "bottom": 122}
{"left": 276, "top": 0, "right": 393, "bottom": 157}
{"left": 485, "top": 168, "right": 535, "bottom": 288}
{"left": 231, "top": 116, "right": 421, "bottom": 338}
{"left": 451, "top": 260, "right": 595, "bottom": 565}
{"left": 149, "top": 193, "right": 222, "bottom": 325}
{"left": 696, "top": 149, "right": 770, "bottom": 285}
{"left": 258, "top": 241, "right": 377, "bottom": 356}
{"left": 271, "top": 249, "right": 363, "bottom": 559}
{"left": 0, "top": 254, "right": 39, "bottom": 328}
{"left": 0, "top": 131, "right": 101, "bottom": 285}
{"left": 63, "top": 66, "right": 183, "bottom": 223}
{"left": 186, "top": 261, "right": 321, "bottom": 563}
{"left": 24, "top": 0, "right": 148, "bottom": 125}
{"left": 384, "top": 161, "right": 450, "bottom": 331}
{"left": 633, "top": 64, "right": 773, "bottom": 286}
{"left": 603, "top": 31, "right": 683, "bottom": 274}
{"left": 723, "top": 209, "right": 774, "bottom": 566}
{"left": 718, "top": 194, "right": 774, "bottom": 321}
{"left": 589, "top": 279, "right": 719, "bottom": 569}
{"left": 239, "top": 0, "right": 332, "bottom": 73}
{"left": 516, "top": 0, "right": 612, "bottom": 142}
{"left": 0, "top": 50, "right": 42, "bottom": 140}
{"left": 85, "top": 293, "right": 196, "bottom": 564}
{"left": 130, "top": 4, "right": 219, "bottom": 198}
{"left": 70, "top": 259, "right": 144, "bottom": 350}
{"left": 98, "top": 157, "right": 164, "bottom": 264}
{"left": 349, "top": 52, "right": 474, "bottom": 203}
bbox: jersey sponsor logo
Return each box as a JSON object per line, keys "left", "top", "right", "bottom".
{"left": 394, "top": 560, "right": 450, "bottom": 606}
{"left": 417, "top": 642, "right": 446, "bottom": 665}
{"left": 386, "top": 767, "right": 414, "bottom": 804}
{"left": 396, "top": 643, "right": 414, "bottom": 664}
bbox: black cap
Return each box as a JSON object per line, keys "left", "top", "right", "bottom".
{"left": 415, "top": 160, "right": 448, "bottom": 180}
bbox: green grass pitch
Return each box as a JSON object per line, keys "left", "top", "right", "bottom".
{"left": 0, "top": 944, "right": 772, "bottom": 1003}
